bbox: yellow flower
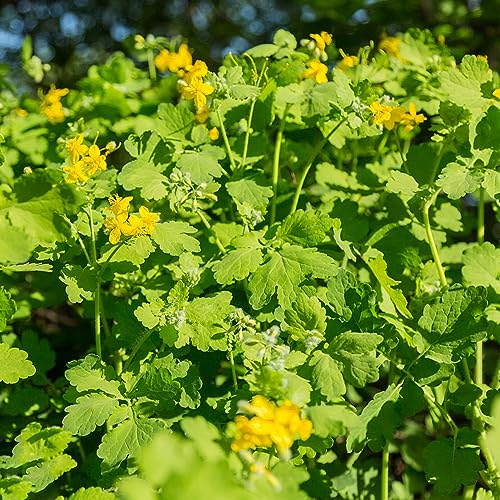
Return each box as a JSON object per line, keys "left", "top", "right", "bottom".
{"left": 492, "top": 89, "right": 500, "bottom": 99}
{"left": 83, "top": 144, "right": 107, "bottom": 176}
{"left": 155, "top": 43, "right": 193, "bottom": 74}
{"left": 400, "top": 102, "right": 426, "bottom": 132}
{"left": 195, "top": 106, "right": 210, "bottom": 123}
{"left": 63, "top": 160, "right": 88, "bottom": 184}
{"left": 302, "top": 60, "right": 328, "bottom": 84}
{"left": 66, "top": 133, "right": 88, "bottom": 163}
{"left": 231, "top": 396, "right": 312, "bottom": 457}
{"left": 370, "top": 101, "right": 405, "bottom": 130}
{"left": 104, "top": 212, "right": 131, "bottom": 245}
{"left": 309, "top": 31, "right": 332, "bottom": 52}
{"left": 41, "top": 86, "right": 69, "bottom": 123}
{"left": 108, "top": 194, "right": 133, "bottom": 216}
{"left": 337, "top": 55, "right": 359, "bottom": 71}
{"left": 379, "top": 36, "right": 401, "bottom": 58}
{"left": 208, "top": 127, "right": 219, "bottom": 140}
{"left": 179, "top": 77, "right": 214, "bottom": 110}
{"left": 138, "top": 206, "right": 160, "bottom": 234}
{"left": 183, "top": 59, "right": 208, "bottom": 83}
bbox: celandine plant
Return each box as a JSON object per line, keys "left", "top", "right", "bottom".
{"left": 0, "top": 27, "right": 499, "bottom": 499}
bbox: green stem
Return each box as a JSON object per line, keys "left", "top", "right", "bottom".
{"left": 393, "top": 130, "right": 409, "bottom": 174}
{"left": 476, "top": 187, "right": 485, "bottom": 387}
{"left": 376, "top": 132, "right": 389, "bottom": 162}
{"left": 423, "top": 189, "right": 447, "bottom": 287}
{"left": 217, "top": 109, "right": 237, "bottom": 172}
{"left": 477, "top": 187, "right": 485, "bottom": 245}
{"left": 429, "top": 140, "right": 446, "bottom": 186}
{"left": 270, "top": 117, "right": 286, "bottom": 225}
{"left": 240, "top": 61, "right": 267, "bottom": 170}
{"left": 229, "top": 349, "right": 238, "bottom": 391}
{"left": 123, "top": 329, "right": 156, "bottom": 372}
{"left": 147, "top": 49, "right": 157, "bottom": 81}
{"left": 63, "top": 216, "right": 92, "bottom": 265}
{"left": 87, "top": 206, "right": 102, "bottom": 360}
{"left": 381, "top": 441, "right": 390, "bottom": 500}
{"left": 198, "top": 210, "right": 227, "bottom": 254}
{"left": 290, "top": 117, "right": 347, "bottom": 215}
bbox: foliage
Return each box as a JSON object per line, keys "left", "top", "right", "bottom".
{"left": 0, "top": 26, "right": 499, "bottom": 499}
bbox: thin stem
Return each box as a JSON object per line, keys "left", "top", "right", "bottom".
{"left": 147, "top": 49, "right": 157, "bottom": 81}
{"left": 423, "top": 189, "right": 447, "bottom": 288}
{"left": 381, "top": 441, "right": 390, "bottom": 500}
{"left": 290, "top": 117, "right": 347, "bottom": 215}
{"left": 198, "top": 210, "right": 227, "bottom": 254}
{"left": 87, "top": 206, "right": 102, "bottom": 360}
{"left": 477, "top": 187, "right": 485, "bottom": 244}
{"left": 393, "top": 130, "right": 409, "bottom": 174}
{"left": 228, "top": 349, "right": 238, "bottom": 391}
{"left": 217, "top": 109, "right": 237, "bottom": 172}
{"left": 62, "top": 216, "right": 92, "bottom": 265}
{"left": 476, "top": 187, "right": 485, "bottom": 386}
{"left": 123, "top": 329, "right": 156, "bottom": 372}
{"left": 240, "top": 61, "right": 267, "bottom": 170}
{"left": 270, "top": 117, "right": 286, "bottom": 225}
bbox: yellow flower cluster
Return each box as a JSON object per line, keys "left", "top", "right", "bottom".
{"left": 379, "top": 36, "right": 401, "bottom": 59}
{"left": 104, "top": 195, "right": 159, "bottom": 245}
{"left": 63, "top": 134, "right": 111, "bottom": 184}
{"left": 154, "top": 43, "right": 192, "bottom": 74}
{"left": 41, "top": 85, "right": 69, "bottom": 123}
{"left": 493, "top": 88, "right": 500, "bottom": 99}
{"left": 301, "top": 31, "right": 333, "bottom": 84}
{"left": 231, "top": 395, "right": 312, "bottom": 458}
{"left": 370, "top": 101, "right": 426, "bottom": 132}
{"left": 63, "top": 134, "right": 115, "bottom": 184}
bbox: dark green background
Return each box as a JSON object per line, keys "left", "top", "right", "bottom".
{"left": 1, "top": 0, "right": 499, "bottom": 85}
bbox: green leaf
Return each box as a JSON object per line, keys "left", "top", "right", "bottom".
{"left": 68, "top": 487, "right": 117, "bottom": 500}
{"left": 462, "top": 243, "right": 500, "bottom": 293}
{"left": 423, "top": 437, "right": 484, "bottom": 494}
{"left": 436, "top": 161, "right": 482, "bottom": 200}
{"left": 63, "top": 393, "right": 119, "bottom": 436}
{"left": 245, "top": 43, "right": 279, "bottom": 58}
{"left": 226, "top": 178, "right": 273, "bottom": 213}
{"left": 117, "top": 161, "right": 169, "bottom": 200}
{"left": 97, "top": 416, "right": 166, "bottom": 469}
{"left": 415, "top": 286, "right": 488, "bottom": 363}
{"left": 362, "top": 249, "right": 411, "bottom": 318}
{"left": 434, "top": 202, "right": 463, "bottom": 232}
{"left": 482, "top": 169, "right": 500, "bottom": 199}
{"left": 23, "top": 454, "right": 77, "bottom": 493}
{"left": 346, "top": 383, "right": 402, "bottom": 453}
{"left": 20, "top": 330, "right": 55, "bottom": 385}
{"left": 100, "top": 236, "right": 155, "bottom": 266}
{"left": 213, "top": 246, "right": 263, "bottom": 285}
{"left": 327, "top": 332, "right": 383, "bottom": 388}
{"left": 65, "top": 354, "right": 122, "bottom": 398}
{"left": 60, "top": 264, "right": 97, "bottom": 303}
{"left": 386, "top": 171, "right": 420, "bottom": 198}
{"left": 156, "top": 102, "right": 193, "bottom": 139}
{"left": 309, "top": 351, "right": 345, "bottom": 400}
{"left": 176, "top": 146, "right": 226, "bottom": 184}
{"left": 0, "top": 287, "right": 16, "bottom": 332}
{"left": 0, "top": 478, "right": 32, "bottom": 500}
{"left": 277, "top": 209, "right": 333, "bottom": 247}
{"left": 177, "top": 292, "right": 234, "bottom": 351}
{"left": 152, "top": 221, "right": 200, "bottom": 256}
{"left": 248, "top": 245, "right": 336, "bottom": 309}
{"left": 283, "top": 293, "right": 326, "bottom": 341}
{"left": 11, "top": 423, "right": 73, "bottom": 466}
{"left": 0, "top": 343, "right": 35, "bottom": 383}
{"left": 439, "top": 55, "right": 491, "bottom": 112}
{"left": 0, "top": 262, "right": 52, "bottom": 272}
{"left": 308, "top": 405, "right": 357, "bottom": 437}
